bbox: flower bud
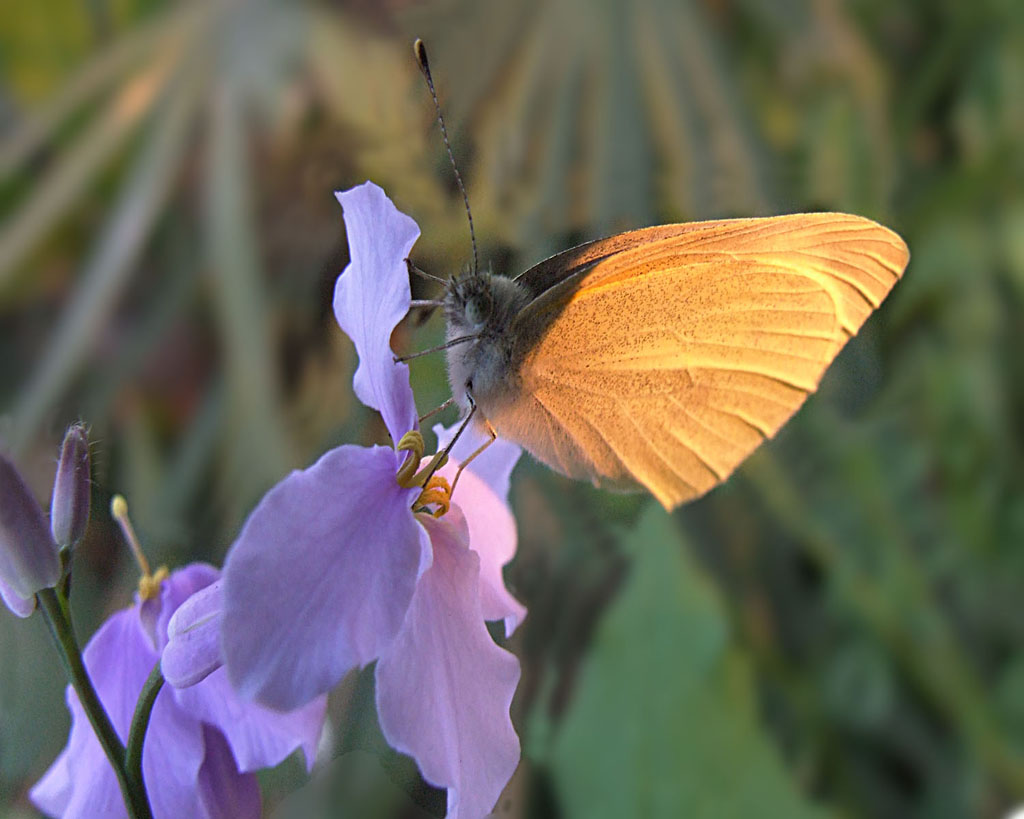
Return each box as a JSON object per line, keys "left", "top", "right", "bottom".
{"left": 50, "top": 424, "right": 91, "bottom": 548}
{"left": 0, "top": 455, "right": 60, "bottom": 606}
{"left": 0, "top": 574, "right": 36, "bottom": 618}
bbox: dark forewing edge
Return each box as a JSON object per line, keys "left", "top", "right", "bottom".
{"left": 513, "top": 224, "right": 696, "bottom": 300}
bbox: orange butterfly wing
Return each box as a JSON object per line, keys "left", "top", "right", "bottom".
{"left": 485, "top": 213, "right": 909, "bottom": 509}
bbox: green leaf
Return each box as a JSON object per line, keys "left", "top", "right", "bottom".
{"left": 545, "top": 503, "right": 830, "bottom": 819}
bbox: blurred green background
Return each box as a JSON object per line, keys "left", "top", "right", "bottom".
{"left": 1, "top": 0, "right": 1023, "bottom": 817}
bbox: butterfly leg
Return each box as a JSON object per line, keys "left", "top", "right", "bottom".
{"left": 418, "top": 396, "right": 455, "bottom": 424}
{"left": 415, "top": 398, "right": 478, "bottom": 488}
{"left": 449, "top": 422, "right": 497, "bottom": 497}
{"left": 415, "top": 392, "right": 498, "bottom": 500}
{"left": 448, "top": 393, "right": 498, "bottom": 497}
{"left": 393, "top": 333, "right": 478, "bottom": 363}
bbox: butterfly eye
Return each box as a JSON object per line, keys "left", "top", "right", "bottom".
{"left": 466, "top": 294, "right": 491, "bottom": 327}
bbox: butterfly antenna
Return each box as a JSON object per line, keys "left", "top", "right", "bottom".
{"left": 414, "top": 38, "right": 479, "bottom": 275}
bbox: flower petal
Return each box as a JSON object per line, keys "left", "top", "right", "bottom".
{"left": 375, "top": 511, "right": 521, "bottom": 819}
{"left": 30, "top": 690, "right": 121, "bottom": 818}
{"left": 33, "top": 564, "right": 296, "bottom": 819}
{"left": 0, "top": 572, "right": 35, "bottom": 618}
{"left": 166, "top": 575, "right": 327, "bottom": 771}
{"left": 222, "top": 444, "right": 428, "bottom": 710}
{"left": 154, "top": 563, "right": 221, "bottom": 654}
{"left": 164, "top": 580, "right": 224, "bottom": 688}
{"left": 196, "top": 725, "right": 262, "bottom": 818}
{"left": 30, "top": 607, "right": 176, "bottom": 818}
{"left": 435, "top": 423, "right": 525, "bottom": 634}
{"left": 334, "top": 181, "right": 420, "bottom": 443}
{"left": 143, "top": 692, "right": 208, "bottom": 818}
{"left": 84, "top": 608, "right": 158, "bottom": 736}
{"left": 444, "top": 466, "right": 525, "bottom": 635}
{"left": 175, "top": 667, "right": 326, "bottom": 774}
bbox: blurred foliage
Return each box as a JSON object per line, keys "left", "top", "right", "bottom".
{"left": 0, "top": 0, "right": 1022, "bottom": 818}
{"left": 538, "top": 505, "right": 829, "bottom": 819}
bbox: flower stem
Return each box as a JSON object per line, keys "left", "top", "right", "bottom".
{"left": 126, "top": 662, "right": 164, "bottom": 799}
{"left": 36, "top": 587, "right": 154, "bottom": 819}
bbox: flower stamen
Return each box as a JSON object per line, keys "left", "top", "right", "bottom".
{"left": 396, "top": 430, "right": 450, "bottom": 489}
{"left": 138, "top": 566, "right": 169, "bottom": 600}
{"left": 396, "top": 430, "right": 452, "bottom": 515}
{"left": 415, "top": 476, "right": 452, "bottom": 518}
{"left": 396, "top": 431, "right": 425, "bottom": 487}
{"left": 110, "top": 494, "right": 168, "bottom": 601}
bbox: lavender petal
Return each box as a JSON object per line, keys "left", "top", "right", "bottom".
{"left": 222, "top": 444, "right": 428, "bottom": 710}
{"left": 334, "top": 181, "right": 420, "bottom": 443}
{"left": 376, "top": 512, "right": 521, "bottom": 819}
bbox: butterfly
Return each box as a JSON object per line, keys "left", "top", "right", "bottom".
{"left": 410, "top": 38, "right": 909, "bottom": 509}
{"left": 440, "top": 213, "right": 909, "bottom": 509}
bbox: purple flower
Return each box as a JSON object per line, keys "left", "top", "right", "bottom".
{"left": 221, "top": 182, "right": 524, "bottom": 818}
{"left": 31, "top": 564, "right": 325, "bottom": 819}
{"left": 0, "top": 452, "right": 61, "bottom": 617}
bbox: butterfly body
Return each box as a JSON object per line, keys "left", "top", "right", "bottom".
{"left": 443, "top": 212, "right": 909, "bottom": 509}
{"left": 445, "top": 272, "right": 531, "bottom": 409}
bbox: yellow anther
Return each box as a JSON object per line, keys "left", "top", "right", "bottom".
{"left": 138, "top": 565, "right": 169, "bottom": 601}
{"left": 111, "top": 494, "right": 129, "bottom": 521}
{"left": 396, "top": 430, "right": 454, "bottom": 516}
{"left": 416, "top": 475, "right": 452, "bottom": 518}
{"left": 396, "top": 430, "right": 425, "bottom": 487}
{"left": 397, "top": 430, "right": 425, "bottom": 458}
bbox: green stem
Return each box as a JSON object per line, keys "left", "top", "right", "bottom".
{"left": 126, "top": 662, "right": 165, "bottom": 798}
{"left": 36, "top": 588, "right": 154, "bottom": 819}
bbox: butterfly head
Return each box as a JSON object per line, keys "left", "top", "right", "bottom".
{"left": 444, "top": 271, "right": 531, "bottom": 341}
{"left": 446, "top": 272, "right": 494, "bottom": 332}
{"left": 442, "top": 270, "right": 533, "bottom": 412}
